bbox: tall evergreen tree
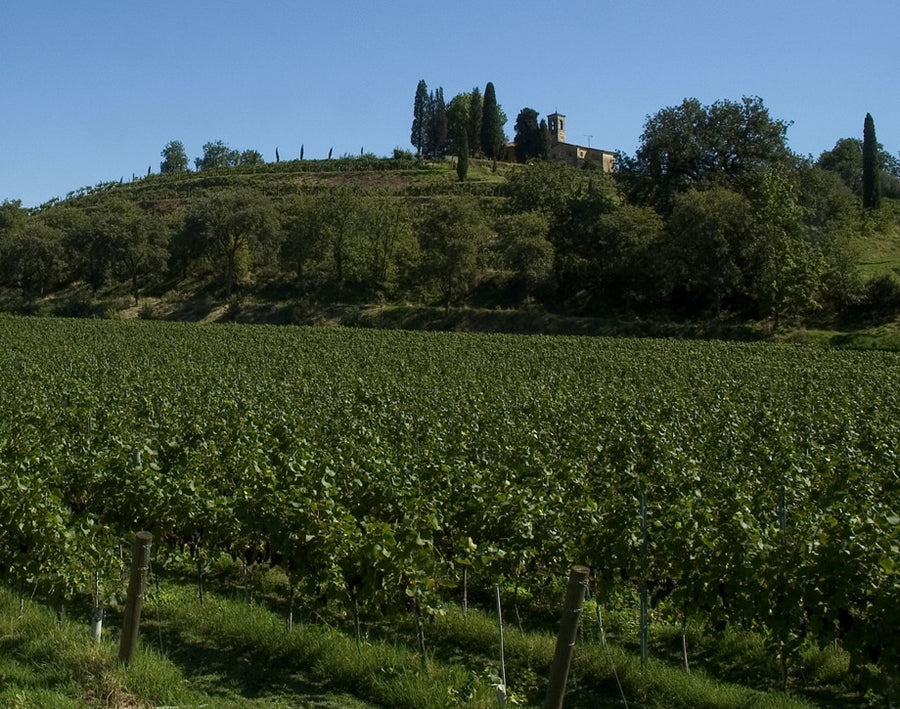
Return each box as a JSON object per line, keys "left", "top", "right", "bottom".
{"left": 411, "top": 79, "right": 429, "bottom": 157}
{"left": 539, "top": 119, "right": 551, "bottom": 160}
{"left": 514, "top": 108, "right": 542, "bottom": 163}
{"left": 468, "top": 86, "right": 483, "bottom": 157}
{"left": 480, "top": 82, "right": 506, "bottom": 160}
{"left": 428, "top": 88, "right": 448, "bottom": 158}
{"left": 862, "top": 112, "right": 881, "bottom": 209}
{"left": 457, "top": 130, "right": 469, "bottom": 182}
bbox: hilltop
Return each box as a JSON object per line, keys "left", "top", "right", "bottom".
{"left": 2, "top": 98, "right": 900, "bottom": 348}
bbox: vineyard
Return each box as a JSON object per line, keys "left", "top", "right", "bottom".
{"left": 1, "top": 315, "right": 898, "bottom": 705}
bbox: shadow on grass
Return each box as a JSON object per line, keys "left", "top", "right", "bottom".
{"left": 141, "top": 614, "right": 375, "bottom": 708}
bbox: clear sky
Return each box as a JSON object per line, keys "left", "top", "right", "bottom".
{"left": 2, "top": 0, "right": 897, "bottom": 207}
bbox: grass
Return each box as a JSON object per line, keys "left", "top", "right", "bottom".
{"left": 0, "top": 587, "right": 199, "bottom": 708}
{"left": 854, "top": 203, "right": 900, "bottom": 280}
{"left": 0, "top": 564, "right": 877, "bottom": 708}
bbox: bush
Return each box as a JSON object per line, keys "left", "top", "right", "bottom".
{"left": 54, "top": 293, "right": 102, "bottom": 318}
{"left": 848, "top": 275, "right": 900, "bottom": 322}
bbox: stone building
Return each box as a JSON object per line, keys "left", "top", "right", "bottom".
{"left": 504, "top": 112, "right": 614, "bottom": 172}
{"left": 546, "top": 113, "right": 615, "bottom": 172}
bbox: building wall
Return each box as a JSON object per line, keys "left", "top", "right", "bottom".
{"left": 548, "top": 142, "right": 614, "bottom": 172}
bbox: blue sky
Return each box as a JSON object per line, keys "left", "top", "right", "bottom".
{"left": 2, "top": 0, "right": 897, "bottom": 207}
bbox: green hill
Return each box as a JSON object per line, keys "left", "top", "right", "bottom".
{"left": 2, "top": 154, "right": 900, "bottom": 346}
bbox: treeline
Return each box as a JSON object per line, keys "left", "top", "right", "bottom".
{"left": 411, "top": 80, "right": 507, "bottom": 161}
{"left": 0, "top": 97, "right": 898, "bottom": 327}
{"left": 409, "top": 78, "right": 558, "bottom": 165}
{"left": 159, "top": 136, "right": 387, "bottom": 177}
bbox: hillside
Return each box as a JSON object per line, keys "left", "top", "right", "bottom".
{"left": 2, "top": 153, "right": 900, "bottom": 346}
{"left": 49, "top": 155, "right": 510, "bottom": 207}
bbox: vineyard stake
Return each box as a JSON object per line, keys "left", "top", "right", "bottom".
{"left": 196, "top": 554, "right": 204, "bottom": 605}
{"left": 119, "top": 531, "right": 153, "bottom": 665}
{"left": 543, "top": 565, "right": 590, "bottom": 709}
{"left": 463, "top": 567, "right": 468, "bottom": 621}
{"left": 90, "top": 570, "right": 102, "bottom": 642}
{"left": 414, "top": 601, "right": 427, "bottom": 669}
{"left": 594, "top": 595, "right": 629, "bottom": 708}
{"left": 640, "top": 492, "right": 648, "bottom": 666}
{"left": 495, "top": 584, "right": 507, "bottom": 709}
{"left": 286, "top": 582, "right": 294, "bottom": 633}
{"left": 778, "top": 488, "right": 788, "bottom": 690}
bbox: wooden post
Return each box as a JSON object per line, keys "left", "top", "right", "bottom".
{"left": 544, "top": 565, "right": 590, "bottom": 709}
{"left": 118, "top": 531, "right": 153, "bottom": 665}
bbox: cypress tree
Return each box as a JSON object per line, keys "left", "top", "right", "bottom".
{"left": 514, "top": 108, "right": 541, "bottom": 163}
{"left": 468, "top": 86, "right": 483, "bottom": 156}
{"left": 429, "top": 88, "right": 448, "bottom": 158}
{"left": 539, "top": 119, "right": 551, "bottom": 160}
{"left": 457, "top": 130, "right": 469, "bottom": 182}
{"left": 862, "top": 112, "right": 881, "bottom": 209}
{"left": 411, "top": 79, "right": 429, "bottom": 157}
{"left": 481, "top": 82, "right": 505, "bottom": 160}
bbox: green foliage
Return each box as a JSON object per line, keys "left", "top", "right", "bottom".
{"left": 92, "top": 198, "right": 169, "bottom": 303}
{"left": 746, "top": 168, "right": 826, "bottom": 329}
{"left": 467, "top": 86, "right": 483, "bottom": 157}
{"left": 159, "top": 140, "right": 188, "bottom": 174}
{"left": 456, "top": 131, "right": 469, "bottom": 183}
{"left": 863, "top": 113, "right": 881, "bottom": 209}
{"left": 503, "top": 161, "right": 597, "bottom": 217}
{"left": 618, "top": 96, "right": 793, "bottom": 212}
{"left": 237, "top": 148, "right": 265, "bottom": 166}
{"left": 495, "top": 211, "right": 553, "bottom": 300}
{"left": 419, "top": 196, "right": 492, "bottom": 311}
{"left": 413, "top": 86, "right": 449, "bottom": 159}
{"left": 480, "top": 82, "right": 506, "bottom": 160}
{"left": 194, "top": 140, "right": 240, "bottom": 171}
{"left": 184, "top": 189, "right": 279, "bottom": 296}
{"left": 589, "top": 203, "right": 665, "bottom": 307}
{"left": 1, "top": 317, "right": 900, "bottom": 701}
{"left": 3, "top": 116, "right": 882, "bottom": 327}
{"left": 539, "top": 118, "right": 551, "bottom": 160}
{"left": 0, "top": 199, "right": 29, "bottom": 233}
{"left": 818, "top": 137, "right": 865, "bottom": 194}
{"left": 513, "top": 108, "right": 542, "bottom": 163}
{"left": 666, "top": 187, "right": 757, "bottom": 315}
{"left": 411, "top": 79, "right": 429, "bottom": 157}
{"left": 0, "top": 221, "right": 66, "bottom": 296}
{"left": 280, "top": 189, "right": 417, "bottom": 299}
{"left": 446, "top": 92, "right": 471, "bottom": 150}
{"left": 1, "top": 318, "right": 899, "bottom": 701}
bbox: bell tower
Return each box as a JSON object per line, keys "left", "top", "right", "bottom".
{"left": 547, "top": 112, "right": 566, "bottom": 144}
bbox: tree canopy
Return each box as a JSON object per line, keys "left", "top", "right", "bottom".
{"left": 480, "top": 82, "right": 506, "bottom": 160}
{"left": 194, "top": 141, "right": 240, "bottom": 171}
{"left": 185, "top": 189, "right": 278, "bottom": 297}
{"left": 160, "top": 140, "right": 188, "bottom": 174}
{"left": 617, "top": 96, "right": 793, "bottom": 211}
{"left": 863, "top": 113, "right": 881, "bottom": 209}
{"left": 513, "top": 108, "right": 542, "bottom": 163}
{"left": 411, "top": 80, "right": 429, "bottom": 157}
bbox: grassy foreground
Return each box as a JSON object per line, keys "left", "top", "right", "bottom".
{"left": 0, "top": 569, "right": 865, "bottom": 708}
